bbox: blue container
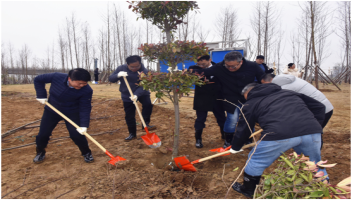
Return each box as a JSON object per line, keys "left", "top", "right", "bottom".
{"left": 210, "top": 50, "right": 244, "bottom": 63}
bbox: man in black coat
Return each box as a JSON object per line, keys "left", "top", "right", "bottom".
{"left": 109, "top": 55, "right": 156, "bottom": 141}
{"left": 229, "top": 83, "right": 328, "bottom": 198}
{"left": 255, "top": 55, "right": 274, "bottom": 74}
{"left": 191, "top": 51, "right": 264, "bottom": 148}
{"left": 188, "top": 55, "right": 226, "bottom": 148}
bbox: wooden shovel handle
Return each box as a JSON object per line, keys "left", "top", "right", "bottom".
{"left": 196, "top": 129, "right": 263, "bottom": 163}
{"left": 197, "top": 143, "right": 256, "bottom": 163}
{"left": 123, "top": 76, "right": 147, "bottom": 128}
{"left": 45, "top": 102, "right": 107, "bottom": 152}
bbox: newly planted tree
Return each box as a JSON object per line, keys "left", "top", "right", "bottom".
{"left": 128, "top": 1, "right": 208, "bottom": 158}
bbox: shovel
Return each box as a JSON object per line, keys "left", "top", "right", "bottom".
{"left": 45, "top": 102, "right": 126, "bottom": 165}
{"left": 210, "top": 129, "right": 263, "bottom": 153}
{"left": 174, "top": 143, "right": 256, "bottom": 172}
{"left": 122, "top": 76, "right": 161, "bottom": 148}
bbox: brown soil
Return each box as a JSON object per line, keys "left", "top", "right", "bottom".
{"left": 1, "top": 83, "right": 350, "bottom": 199}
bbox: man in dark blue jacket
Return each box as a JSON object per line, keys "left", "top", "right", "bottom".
{"left": 189, "top": 55, "right": 226, "bottom": 148}
{"left": 34, "top": 68, "right": 94, "bottom": 164}
{"left": 229, "top": 83, "right": 328, "bottom": 198}
{"left": 109, "top": 55, "right": 156, "bottom": 141}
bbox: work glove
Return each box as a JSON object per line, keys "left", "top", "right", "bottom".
{"left": 76, "top": 127, "right": 87, "bottom": 135}
{"left": 229, "top": 148, "right": 244, "bottom": 154}
{"left": 117, "top": 71, "right": 128, "bottom": 78}
{"left": 36, "top": 98, "right": 48, "bottom": 104}
{"left": 129, "top": 95, "right": 138, "bottom": 102}
{"left": 301, "top": 69, "right": 305, "bottom": 73}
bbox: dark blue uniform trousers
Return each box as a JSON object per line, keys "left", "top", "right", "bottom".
{"left": 36, "top": 109, "right": 91, "bottom": 155}
{"left": 123, "top": 95, "right": 153, "bottom": 128}
{"left": 195, "top": 100, "right": 226, "bottom": 130}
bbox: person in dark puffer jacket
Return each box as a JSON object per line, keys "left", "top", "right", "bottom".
{"left": 229, "top": 83, "right": 328, "bottom": 198}
{"left": 109, "top": 55, "right": 156, "bottom": 141}
{"left": 33, "top": 68, "right": 94, "bottom": 164}
{"left": 188, "top": 55, "right": 226, "bottom": 148}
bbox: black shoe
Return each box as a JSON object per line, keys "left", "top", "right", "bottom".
{"left": 195, "top": 129, "right": 203, "bottom": 148}
{"left": 83, "top": 152, "right": 94, "bottom": 163}
{"left": 220, "top": 126, "right": 225, "bottom": 140}
{"left": 142, "top": 124, "right": 156, "bottom": 131}
{"left": 33, "top": 147, "right": 46, "bottom": 164}
{"left": 223, "top": 131, "right": 234, "bottom": 149}
{"left": 125, "top": 133, "right": 136, "bottom": 141}
{"left": 195, "top": 139, "right": 203, "bottom": 148}
{"left": 232, "top": 172, "right": 261, "bottom": 198}
{"left": 223, "top": 140, "right": 231, "bottom": 149}
{"left": 125, "top": 126, "right": 137, "bottom": 141}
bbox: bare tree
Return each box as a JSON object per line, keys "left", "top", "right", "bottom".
{"left": 58, "top": 27, "right": 66, "bottom": 72}
{"left": 196, "top": 25, "right": 210, "bottom": 42}
{"left": 65, "top": 18, "right": 74, "bottom": 69}
{"left": 18, "top": 44, "right": 31, "bottom": 84}
{"left": 82, "top": 21, "right": 92, "bottom": 71}
{"left": 1, "top": 42, "right": 8, "bottom": 85}
{"left": 336, "top": 1, "right": 351, "bottom": 83}
{"left": 251, "top": 2, "right": 262, "bottom": 56}
{"left": 215, "top": 6, "right": 240, "bottom": 48}
{"left": 297, "top": 1, "right": 333, "bottom": 88}
{"left": 275, "top": 24, "right": 285, "bottom": 74}
{"left": 70, "top": 12, "right": 80, "bottom": 68}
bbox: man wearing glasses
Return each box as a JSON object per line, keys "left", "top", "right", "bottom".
{"left": 109, "top": 55, "right": 156, "bottom": 141}
{"left": 191, "top": 51, "right": 264, "bottom": 148}
{"left": 188, "top": 55, "right": 226, "bottom": 148}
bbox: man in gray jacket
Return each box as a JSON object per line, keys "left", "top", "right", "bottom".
{"left": 109, "top": 55, "right": 156, "bottom": 141}
{"left": 261, "top": 73, "right": 333, "bottom": 148}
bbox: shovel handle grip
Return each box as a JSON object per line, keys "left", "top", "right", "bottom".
{"left": 123, "top": 76, "right": 147, "bottom": 128}
{"left": 45, "top": 102, "right": 107, "bottom": 152}
{"left": 197, "top": 142, "right": 256, "bottom": 163}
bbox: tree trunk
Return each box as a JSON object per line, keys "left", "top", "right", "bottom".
{"left": 172, "top": 85, "right": 180, "bottom": 159}
{"left": 310, "top": 1, "right": 319, "bottom": 89}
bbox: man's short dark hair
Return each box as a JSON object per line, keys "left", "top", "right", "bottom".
{"left": 126, "top": 55, "right": 142, "bottom": 65}
{"left": 68, "top": 68, "right": 91, "bottom": 82}
{"left": 256, "top": 55, "right": 264, "bottom": 59}
{"left": 224, "top": 51, "right": 243, "bottom": 62}
{"left": 241, "top": 83, "right": 259, "bottom": 95}
{"left": 288, "top": 63, "right": 294, "bottom": 68}
{"left": 261, "top": 73, "right": 276, "bottom": 82}
{"left": 197, "top": 55, "right": 210, "bottom": 62}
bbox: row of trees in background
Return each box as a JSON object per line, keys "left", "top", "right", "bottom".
{"left": 1, "top": 1, "right": 350, "bottom": 86}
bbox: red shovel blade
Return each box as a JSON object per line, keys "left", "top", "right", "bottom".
{"left": 209, "top": 145, "right": 231, "bottom": 156}
{"left": 105, "top": 150, "right": 126, "bottom": 166}
{"left": 174, "top": 156, "right": 197, "bottom": 172}
{"left": 108, "top": 156, "right": 126, "bottom": 165}
{"left": 141, "top": 128, "right": 161, "bottom": 148}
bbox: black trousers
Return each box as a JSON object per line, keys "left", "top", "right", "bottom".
{"left": 36, "top": 109, "right": 91, "bottom": 155}
{"left": 123, "top": 95, "right": 153, "bottom": 129}
{"left": 321, "top": 110, "right": 333, "bottom": 149}
{"left": 94, "top": 74, "right": 99, "bottom": 82}
{"left": 194, "top": 100, "right": 226, "bottom": 130}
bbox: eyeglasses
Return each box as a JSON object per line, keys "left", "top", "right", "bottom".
{"left": 129, "top": 64, "right": 141, "bottom": 69}
{"left": 224, "top": 62, "right": 242, "bottom": 69}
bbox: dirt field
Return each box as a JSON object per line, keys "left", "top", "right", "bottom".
{"left": 1, "top": 83, "right": 350, "bottom": 199}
